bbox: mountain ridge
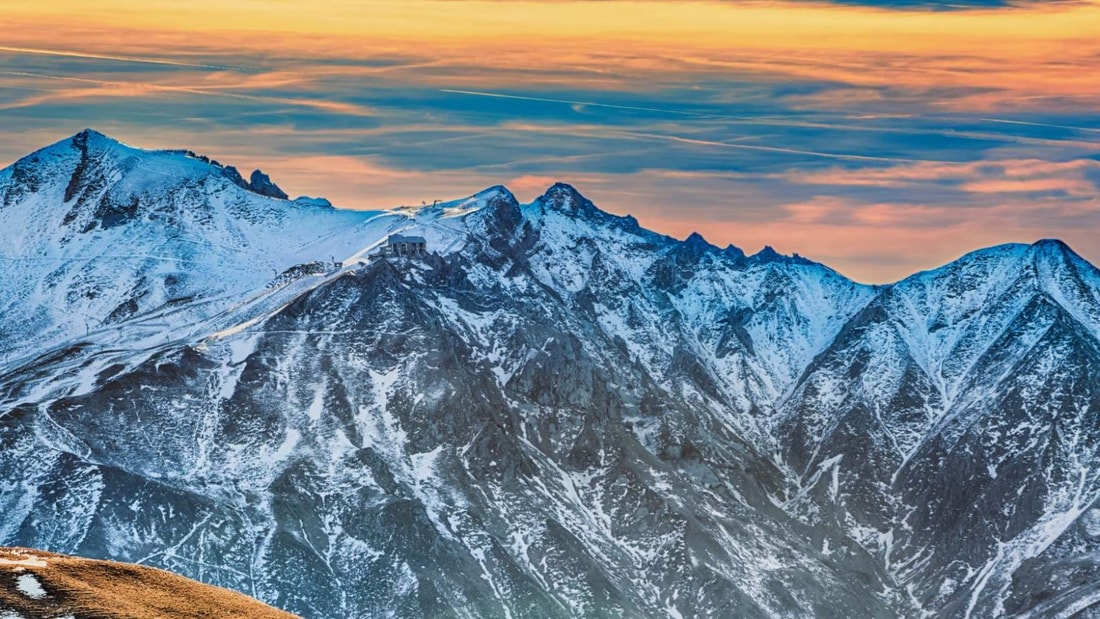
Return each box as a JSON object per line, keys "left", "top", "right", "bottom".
{"left": 2, "top": 130, "right": 1100, "bottom": 618}
{"left": 4, "top": 129, "right": 1066, "bottom": 287}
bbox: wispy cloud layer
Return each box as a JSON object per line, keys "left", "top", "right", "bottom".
{"left": 0, "top": 0, "right": 1097, "bottom": 281}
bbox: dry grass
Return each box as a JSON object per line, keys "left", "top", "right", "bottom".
{"left": 0, "top": 547, "right": 298, "bottom": 619}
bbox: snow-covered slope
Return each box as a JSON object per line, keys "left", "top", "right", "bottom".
{"left": 0, "top": 130, "right": 484, "bottom": 402}
{"left": 779, "top": 239, "right": 1100, "bottom": 617}
{"left": 462, "top": 183, "right": 875, "bottom": 450}
{"left": 2, "top": 130, "right": 1100, "bottom": 618}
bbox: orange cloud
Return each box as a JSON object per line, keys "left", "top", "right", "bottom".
{"left": 1, "top": 1, "right": 1098, "bottom": 113}
{"left": 1, "top": 0, "right": 1097, "bottom": 283}
{"left": 785, "top": 159, "right": 1100, "bottom": 197}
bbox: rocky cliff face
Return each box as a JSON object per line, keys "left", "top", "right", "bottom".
{"left": 779, "top": 240, "right": 1100, "bottom": 617}
{"left": 1, "top": 131, "right": 1099, "bottom": 618}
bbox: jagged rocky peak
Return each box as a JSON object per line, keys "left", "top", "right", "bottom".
{"left": 661, "top": 231, "right": 727, "bottom": 271}
{"left": 218, "top": 165, "right": 291, "bottom": 200}
{"left": 476, "top": 184, "right": 519, "bottom": 210}
{"left": 684, "top": 231, "right": 711, "bottom": 249}
{"left": 58, "top": 128, "right": 149, "bottom": 161}
{"left": 530, "top": 182, "right": 642, "bottom": 234}
{"left": 679, "top": 231, "right": 748, "bottom": 261}
{"left": 477, "top": 184, "right": 516, "bottom": 201}
{"left": 5, "top": 129, "right": 134, "bottom": 194}
{"left": 1029, "top": 237, "right": 1082, "bottom": 268}
{"left": 221, "top": 165, "right": 250, "bottom": 189}
{"left": 533, "top": 182, "right": 602, "bottom": 219}
{"left": 744, "top": 244, "right": 816, "bottom": 267}
{"left": 458, "top": 184, "right": 520, "bottom": 219}
{"left": 461, "top": 186, "right": 527, "bottom": 253}
{"left": 754, "top": 245, "right": 780, "bottom": 260}
{"left": 249, "top": 169, "right": 288, "bottom": 200}
{"left": 70, "top": 127, "right": 121, "bottom": 151}
{"left": 56, "top": 129, "right": 135, "bottom": 175}
{"left": 723, "top": 243, "right": 747, "bottom": 260}
{"left": 1032, "top": 237, "right": 1072, "bottom": 251}
{"left": 537, "top": 181, "right": 590, "bottom": 211}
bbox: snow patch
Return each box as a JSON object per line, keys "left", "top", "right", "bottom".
{"left": 15, "top": 572, "right": 46, "bottom": 599}
{"left": 0, "top": 557, "right": 46, "bottom": 568}
{"left": 1083, "top": 509, "right": 1100, "bottom": 538}
{"left": 272, "top": 428, "right": 301, "bottom": 461}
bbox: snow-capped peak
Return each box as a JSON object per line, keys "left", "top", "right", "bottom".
{"left": 536, "top": 181, "right": 588, "bottom": 208}
{"left": 71, "top": 127, "right": 127, "bottom": 148}
{"left": 476, "top": 184, "right": 517, "bottom": 203}
{"left": 20, "top": 129, "right": 301, "bottom": 206}
{"left": 525, "top": 182, "right": 640, "bottom": 231}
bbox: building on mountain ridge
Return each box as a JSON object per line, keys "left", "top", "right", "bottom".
{"left": 372, "top": 233, "right": 427, "bottom": 259}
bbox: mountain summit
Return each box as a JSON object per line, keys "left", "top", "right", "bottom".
{"left": 1, "top": 131, "right": 1099, "bottom": 618}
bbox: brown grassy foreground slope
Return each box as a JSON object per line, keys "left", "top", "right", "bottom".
{"left": 0, "top": 547, "right": 298, "bottom": 618}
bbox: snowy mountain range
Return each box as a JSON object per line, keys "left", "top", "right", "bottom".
{"left": 2, "top": 130, "right": 1100, "bottom": 618}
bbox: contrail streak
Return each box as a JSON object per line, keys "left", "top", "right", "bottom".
{"left": 980, "top": 118, "right": 1100, "bottom": 134}
{"left": 0, "top": 71, "right": 376, "bottom": 116}
{"left": 439, "top": 88, "right": 718, "bottom": 118}
{"left": 618, "top": 130, "right": 945, "bottom": 164}
{"left": 441, "top": 89, "right": 1100, "bottom": 149}
{"left": 0, "top": 45, "right": 242, "bottom": 71}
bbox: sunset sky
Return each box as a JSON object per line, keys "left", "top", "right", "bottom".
{"left": 1, "top": 0, "right": 1098, "bottom": 282}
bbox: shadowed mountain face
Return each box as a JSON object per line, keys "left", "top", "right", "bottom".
{"left": 778, "top": 240, "right": 1100, "bottom": 617}
{"left": 1, "top": 131, "right": 1100, "bottom": 618}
